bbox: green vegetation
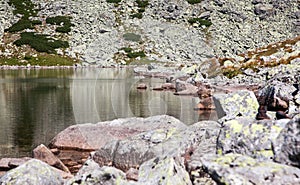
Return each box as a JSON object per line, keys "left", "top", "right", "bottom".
{"left": 0, "top": 54, "right": 77, "bottom": 66}
{"left": 8, "top": 0, "right": 37, "bottom": 18}
{"left": 127, "top": 51, "right": 146, "bottom": 58}
{"left": 14, "top": 32, "right": 69, "bottom": 54}
{"left": 131, "top": 0, "right": 149, "bottom": 19}
{"left": 121, "top": 47, "right": 133, "bottom": 53}
{"left": 106, "top": 0, "right": 121, "bottom": 3}
{"left": 123, "top": 33, "right": 141, "bottom": 42}
{"left": 188, "top": 18, "right": 212, "bottom": 27}
{"left": 5, "top": 18, "right": 42, "bottom": 33}
{"left": 186, "top": 0, "right": 202, "bottom": 4}
{"left": 46, "top": 16, "right": 73, "bottom": 33}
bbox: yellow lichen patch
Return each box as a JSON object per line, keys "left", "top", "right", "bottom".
{"left": 215, "top": 153, "right": 237, "bottom": 165}
{"left": 256, "top": 150, "right": 274, "bottom": 159}
{"left": 224, "top": 120, "right": 243, "bottom": 133}
{"left": 249, "top": 124, "right": 265, "bottom": 134}
{"left": 165, "top": 127, "right": 177, "bottom": 140}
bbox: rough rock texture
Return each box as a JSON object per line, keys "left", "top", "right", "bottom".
{"left": 217, "top": 118, "right": 290, "bottom": 160}
{"left": 66, "top": 165, "right": 128, "bottom": 185}
{"left": 93, "top": 120, "right": 220, "bottom": 172}
{"left": 0, "top": 0, "right": 15, "bottom": 44}
{"left": 201, "top": 153, "right": 300, "bottom": 185}
{"left": 49, "top": 115, "right": 186, "bottom": 173}
{"left": 0, "top": 159, "right": 64, "bottom": 185}
{"left": 33, "top": 144, "right": 70, "bottom": 173}
{"left": 138, "top": 156, "right": 192, "bottom": 185}
{"left": 273, "top": 118, "right": 300, "bottom": 167}
{"left": 213, "top": 90, "right": 259, "bottom": 122}
{"left": 209, "top": 0, "right": 300, "bottom": 58}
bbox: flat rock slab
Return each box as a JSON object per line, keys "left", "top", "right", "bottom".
{"left": 49, "top": 115, "right": 186, "bottom": 151}
{"left": 201, "top": 153, "right": 300, "bottom": 185}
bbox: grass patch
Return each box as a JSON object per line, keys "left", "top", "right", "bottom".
{"left": 46, "top": 16, "right": 73, "bottom": 33}
{"left": 0, "top": 54, "right": 77, "bottom": 66}
{"left": 188, "top": 18, "right": 212, "bottom": 27}
{"left": 14, "top": 32, "right": 69, "bottom": 54}
{"left": 8, "top": 0, "right": 37, "bottom": 18}
{"left": 121, "top": 47, "right": 133, "bottom": 53}
{"left": 127, "top": 51, "right": 146, "bottom": 58}
{"left": 131, "top": 0, "right": 149, "bottom": 19}
{"left": 106, "top": 0, "right": 121, "bottom": 3}
{"left": 186, "top": 0, "right": 202, "bottom": 4}
{"left": 5, "top": 18, "right": 42, "bottom": 33}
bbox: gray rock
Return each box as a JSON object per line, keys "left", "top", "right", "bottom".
{"left": 217, "top": 118, "right": 290, "bottom": 160}
{"left": 273, "top": 118, "right": 300, "bottom": 167}
{"left": 66, "top": 165, "right": 127, "bottom": 185}
{"left": 213, "top": 90, "right": 259, "bottom": 122}
{"left": 93, "top": 120, "right": 220, "bottom": 172}
{"left": 201, "top": 153, "right": 300, "bottom": 185}
{"left": 138, "top": 156, "right": 192, "bottom": 185}
{"left": 254, "top": 3, "right": 274, "bottom": 16}
{"left": 0, "top": 159, "right": 64, "bottom": 185}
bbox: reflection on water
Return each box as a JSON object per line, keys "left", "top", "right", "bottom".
{"left": 0, "top": 68, "right": 217, "bottom": 158}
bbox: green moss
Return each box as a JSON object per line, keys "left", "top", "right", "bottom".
{"left": 121, "top": 47, "right": 133, "bottom": 53}
{"left": 127, "top": 51, "right": 146, "bottom": 58}
{"left": 14, "top": 32, "right": 69, "bottom": 54}
{"left": 123, "top": 33, "right": 141, "bottom": 42}
{"left": 46, "top": 16, "right": 73, "bottom": 33}
{"left": 131, "top": 13, "right": 143, "bottom": 19}
{"left": 188, "top": 18, "right": 212, "bottom": 27}
{"left": 136, "top": 0, "right": 149, "bottom": 8}
{"left": 186, "top": 0, "right": 202, "bottom": 5}
{"left": 131, "top": 0, "right": 149, "bottom": 19}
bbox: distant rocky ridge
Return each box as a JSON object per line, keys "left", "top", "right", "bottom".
{"left": 1, "top": 0, "right": 299, "bottom": 66}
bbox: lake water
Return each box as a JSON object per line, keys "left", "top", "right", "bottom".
{"left": 0, "top": 68, "right": 217, "bottom": 158}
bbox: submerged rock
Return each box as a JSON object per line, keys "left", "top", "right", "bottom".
{"left": 201, "top": 153, "right": 300, "bottom": 185}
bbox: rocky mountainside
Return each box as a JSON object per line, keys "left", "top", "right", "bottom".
{"left": 0, "top": 0, "right": 299, "bottom": 66}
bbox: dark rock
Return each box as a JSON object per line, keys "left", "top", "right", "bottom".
{"left": 0, "top": 159, "right": 64, "bottom": 184}
{"left": 201, "top": 153, "right": 300, "bottom": 185}
{"left": 137, "top": 83, "right": 147, "bottom": 89}
{"left": 0, "top": 157, "right": 31, "bottom": 170}
{"left": 254, "top": 4, "right": 274, "bottom": 16}
{"left": 217, "top": 117, "right": 290, "bottom": 160}
{"left": 273, "top": 118, "right": 300, "bottom": 167}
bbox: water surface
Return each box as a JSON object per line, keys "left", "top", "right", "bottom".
{"left": 0, "top": 68, "right": 216, "bottom": 157}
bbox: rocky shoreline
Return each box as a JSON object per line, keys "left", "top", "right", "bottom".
{"left": 0, "top": 0, "right": 300, "bottom": 184}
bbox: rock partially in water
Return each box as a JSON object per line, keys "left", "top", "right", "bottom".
{"left": 0, "top": 159, "right": 64, "bottom": 185}
{"left": 49, "top": 115, "right": 186, "bottom": 173}
{"left": 273, "top": 118, "right": 300, "bottom": 168}
{"left": 93, "top": 120, "right": 220, "bottom": 172}
{"left": 201, "top": 153, "right": 300, "bottom": 185}
{"left": 217, "top": 118, "right": 290, "bottom": 160}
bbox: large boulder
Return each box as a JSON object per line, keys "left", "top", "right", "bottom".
{"left": 138, "top": 156, "right": 192, "bottom": 185}
{"left": 217, "top": 118, "right": 290, "bottom": 160}
{"left": 213, "top": 90, "right": 259, "bottom": 122}
{"left": 273, "top": 118, "right": 300, "bottom": 167}
{"left": 93, "top": 120, "right": 220, "bottom": 172}
{"left": 49, "top": 115, "right": 186, "bottom": 173}
{"left": 201, "top": 153, "right": 300, "bottom": 185}
{"left": 0, "top": 159, "right": 64, "bottom": 185}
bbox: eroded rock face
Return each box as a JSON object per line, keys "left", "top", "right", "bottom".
{"left": 0, "top": 159, "right": 64, "bottom": 185}
{"left": 217, "top": 118, "right": 290, "bottom": 160}
{"left": 93, "top": 120, "right": 220, "bottom": 172}
{"left": 273, "top": 118, "right": 300, "bottom": 167}
{"left": 49, "top": 115, "right": 186, "bottom": 173}
{"left": 213, "top": 90, "right": 259, "bottom": 122}
{"left": 201, "top": 153, "right": 300, "bottom": 185}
